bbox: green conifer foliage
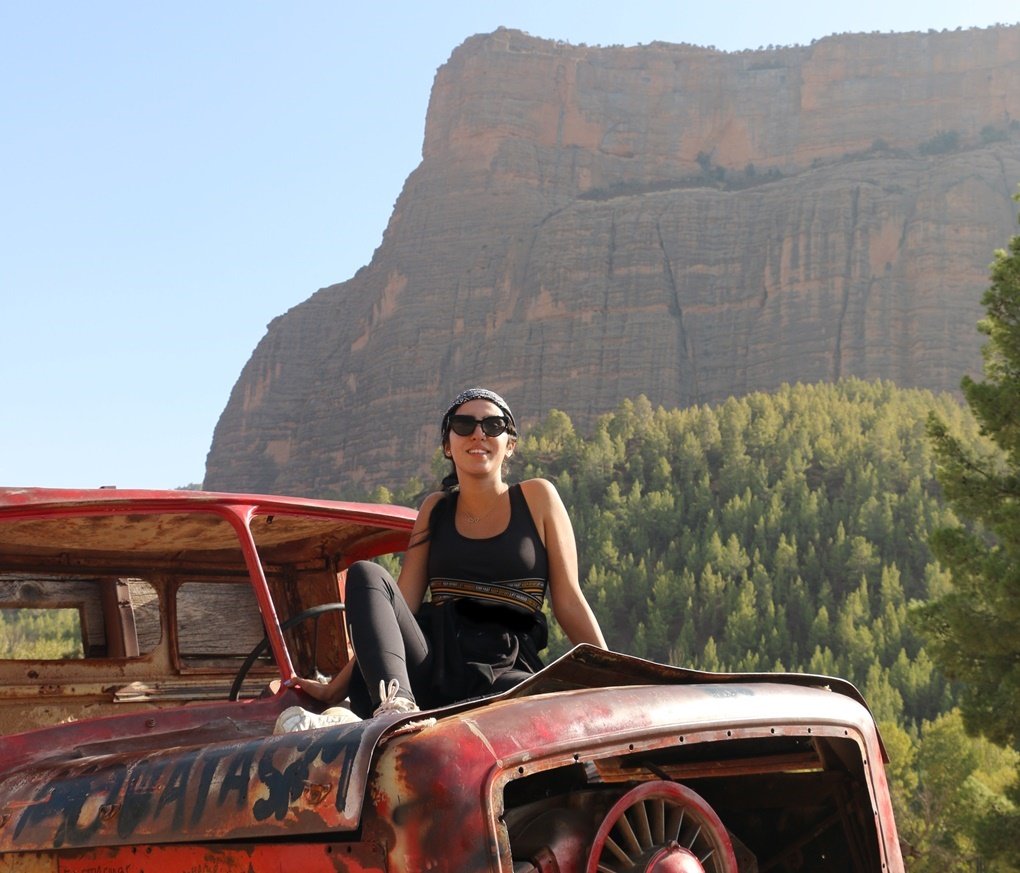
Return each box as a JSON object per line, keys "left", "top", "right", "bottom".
{"left": 921, "top": 225, "right": 1020, "bottom": 751}
{"left": 919, "top": 200, "right": 1020, "bottom": 860}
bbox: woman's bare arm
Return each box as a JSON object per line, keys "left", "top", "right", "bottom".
{"left": 396, "top": 491, "right": 443, "bottom": 612}
{"left": 523, "top": 478, "right": 607, "bottom": 648}
{"left": 289, "top": 658, "right": 356, "bottom": 705}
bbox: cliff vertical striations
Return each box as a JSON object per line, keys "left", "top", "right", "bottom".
{"left": 205, "top": 26, "right": 1020, "bottom": 495}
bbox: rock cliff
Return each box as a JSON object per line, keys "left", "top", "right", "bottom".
{"left": 204, "top": 26, "right": 1020, "bottom": 496}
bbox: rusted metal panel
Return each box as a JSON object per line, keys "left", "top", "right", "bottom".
{"left": 97, "top": 578, "right": 138, "bottom": 659}
{"left": 505, "top": 644, "right": 874, "bottom": 729}
{"left": 0, "top": 853, "right": 57, "bottom": 873}
{"left": 0, "top": 713, "right": 411, "bottom": 853}
{"left": 0, "top": 841, "right": 387, "bottom": 873}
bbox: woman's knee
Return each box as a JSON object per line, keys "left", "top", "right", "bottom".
{"left": 345, "top": 561, "right": 398, "bottom": 606}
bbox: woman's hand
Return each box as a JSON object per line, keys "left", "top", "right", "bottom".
{"left": 285, "top": 659, "right": 356, "bottom": 706}
{"left": 287, "top": 676, "right": 334, "bottom": 703}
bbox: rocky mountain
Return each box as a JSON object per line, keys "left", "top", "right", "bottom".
{"left": 204, "top": 25, "right": 1020, "bottom": 497}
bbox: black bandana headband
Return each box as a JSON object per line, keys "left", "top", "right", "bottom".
{"left": 441, "top": 387, "right": 517, "bottom": 441}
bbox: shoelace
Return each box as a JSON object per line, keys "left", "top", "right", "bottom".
{"left": 374, "top": 678, "right": 420, "bottom": 716}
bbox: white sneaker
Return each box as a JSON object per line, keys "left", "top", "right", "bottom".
{"left": 374, "top": 678, "right": 420, "bottom": 716}
{"left": 274, "top": 704, "right": 361, "bottom": 735}
{"left": 373, "top": 679, "right": 435, "bottom": 730}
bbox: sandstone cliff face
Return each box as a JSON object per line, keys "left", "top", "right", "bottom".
{"left": 205, "top": 26, "right": 1020, "bottom": 496}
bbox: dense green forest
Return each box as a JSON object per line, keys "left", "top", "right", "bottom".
{"left": 529, "top": 381, "right": 958, "bottom": 724}
{"left": 380, "top": 377, "right": 1017, "bottom": 870}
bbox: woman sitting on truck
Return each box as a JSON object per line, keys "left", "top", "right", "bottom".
{"left": 277, "top": 387, "right": 606, "bottom": 730}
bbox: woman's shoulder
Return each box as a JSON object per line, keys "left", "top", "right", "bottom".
{"left": 418, "top": 489, "right": 449, "bottom": 514}
{"left": 518, "top": 477, "right": 555, "bottom": 494}
{"left": 518, "top": 478, "right": 563, "bottom": 508}
{"left": 517, "top": 479, "right": 571, "bottom": 544}
{"left": 419, "top": 489, "right": 448, "bottom": 506}
{"left": 409, "top": 490, "right": 449, "bottom": 528}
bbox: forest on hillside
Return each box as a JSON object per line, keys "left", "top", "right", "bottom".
{"left": 379, "top": 377, "right": 1017, "bottom": 870}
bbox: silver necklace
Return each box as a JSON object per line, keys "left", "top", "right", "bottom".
{"left": 460, "top": 488, "right": 507, "bottom": 524}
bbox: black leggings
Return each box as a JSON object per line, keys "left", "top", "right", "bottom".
{"left": 344, "top": 560, "right": 433, "bottom": 717}
{"left": 343, "top": 560, "right": 532, "bottom": 717}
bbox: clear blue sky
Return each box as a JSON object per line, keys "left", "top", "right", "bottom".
{"left": 3, "top": 2, "right": 1018, "bottom": 491}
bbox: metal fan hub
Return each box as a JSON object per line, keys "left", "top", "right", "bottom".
{"left": 644, "top": 842, "right": 706, "bottom": 872}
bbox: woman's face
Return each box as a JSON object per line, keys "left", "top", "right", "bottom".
{"left": 444, "top": 398, "right": 515, "bottom": 480}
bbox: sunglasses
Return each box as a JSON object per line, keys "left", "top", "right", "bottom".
{"left": 448, "top": 415, "right": 512, "bottom": 437}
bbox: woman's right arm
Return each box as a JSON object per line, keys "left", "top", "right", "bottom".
{"left": 290, "top": 658, "right": 356, "bottom": 705}
{"left": 395, "top": 490, "right": 443, "bottom": 612}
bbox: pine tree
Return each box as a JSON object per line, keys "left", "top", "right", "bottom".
{"left": 919, "top": 196, "right": 1020, "bottom": 857}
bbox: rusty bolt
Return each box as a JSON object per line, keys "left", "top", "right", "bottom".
{"left": 98, "top": 804, "right": 120, "bottom": 822}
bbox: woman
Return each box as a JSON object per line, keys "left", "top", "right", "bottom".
{"left": 277, "top": 387, "right": 606, "bottom": 731}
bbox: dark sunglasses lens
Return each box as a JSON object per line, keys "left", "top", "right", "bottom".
{"left": 480, "top": 416, "right": 508, "bottom": 436}
{"left": 449, "top": 416, "right": 478, "bottom": 436}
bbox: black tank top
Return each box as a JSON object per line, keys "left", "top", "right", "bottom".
{"left": 427, "top": 483, "right": 549, "bottom": 615}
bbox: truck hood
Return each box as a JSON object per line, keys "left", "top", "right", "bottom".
{"left": 0, "top": 646, "right": 871, "bottom": 853}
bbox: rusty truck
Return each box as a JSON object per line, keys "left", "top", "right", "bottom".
{"left": 0, "top": 487, "right": 904, "bottom": 872}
